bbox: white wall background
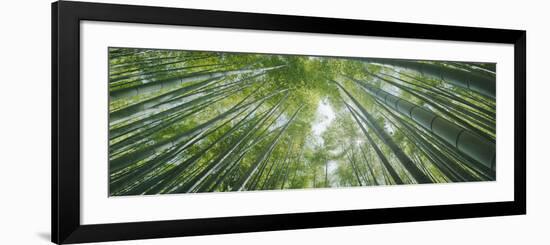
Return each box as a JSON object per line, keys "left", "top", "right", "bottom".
{"left": 0, "top": 0, "right": 547, "bottom": 244}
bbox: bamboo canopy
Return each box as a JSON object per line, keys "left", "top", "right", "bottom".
{"left": 107, "top": 48, "right": 497, "bottom": 196}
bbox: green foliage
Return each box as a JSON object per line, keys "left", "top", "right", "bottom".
{"left": 108, "top": 48, "right": 496, "bottom": 196}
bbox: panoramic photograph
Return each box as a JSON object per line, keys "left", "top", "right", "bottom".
{"left": 108, "top": 47, "right": 496, "bottom": 196}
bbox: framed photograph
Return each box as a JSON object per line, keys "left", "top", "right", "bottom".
{"left": 52, "top": 1, "right": 526, "bottom": 244}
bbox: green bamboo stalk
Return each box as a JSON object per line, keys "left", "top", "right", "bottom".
{"left": 344, "top": 102, "right": 404, "bottom": 184}
{"left": 356, "top": 80, "right": 495, "bottom": 171}
{"left": 336, "top": 81, "right": 433, "bottom": 183}
{"left": 234, "top": 105, "right": 304, "bottom": 191}
{"left": 363, "top": 58, "right": 496, "bottom": 99}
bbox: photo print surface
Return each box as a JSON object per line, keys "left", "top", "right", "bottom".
{"left": 108, "top": 47, "right": 496, "bottom": 196}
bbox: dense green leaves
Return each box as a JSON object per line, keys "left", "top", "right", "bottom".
{"left": 108, "top": 47, "right": 496, "bottom": 196}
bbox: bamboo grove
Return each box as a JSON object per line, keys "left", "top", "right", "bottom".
{"left": 108, "top": 47, "right": 496, "bottom": 196}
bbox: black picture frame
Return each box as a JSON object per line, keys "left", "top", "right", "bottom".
{"left": 52, "top": 1, "right": 526, "bottom": 244}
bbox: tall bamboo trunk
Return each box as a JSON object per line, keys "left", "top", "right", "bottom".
{"left": 110, "top": 65, "right": 285, "bottom": 101}
{"left": 358, "top": 81, "right": 495, "bottom": 171}
{"left": 336, "top": 82, "right": 433, "bottom": 184}
{"left": 362, "top": 58, "right": 496, "bottom": 99}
